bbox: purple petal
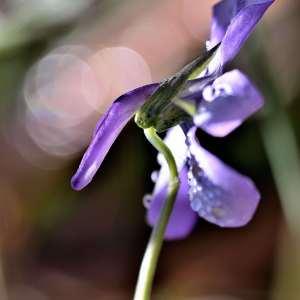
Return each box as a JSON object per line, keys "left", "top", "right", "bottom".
{"left": 71, "top": 83, "right": 158, "bottom": 190}
{"left": 153, "top": 126, "right": 188, "bottom": 192}
{"left": 210, "top": 0, "right": 237, "bottom": 46}
{"left": 147, "top": 167, "right": 198, "bottom": 240}
{"left": 146, "top": 126, "right": 197, "bottom": 240}
{"left": 186, "top": 127, "right": 260, "bottom": 227}
{"left": 194, "top": 70, "right": 263, "bottom": 137}
{"left": 209, "top": 0, "right": 274, "bottom": 69}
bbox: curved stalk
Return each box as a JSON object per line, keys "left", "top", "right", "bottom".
{"left": 133, "top": 127, "right": 179, "bottom": 300}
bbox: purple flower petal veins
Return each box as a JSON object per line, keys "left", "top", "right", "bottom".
{"left": 194, "top": 70, "right": 264, "bottom": 137}
{"left": 71, "top": 83, "right": 158, "bottom": 190}
{"left": 186, "top": 127, "right": 260, "bottom": 227}
{"left": 209, "top": 0, "right": 274, "bottom": 71}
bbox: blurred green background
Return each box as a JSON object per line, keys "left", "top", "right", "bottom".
{"left": 0, "top": 0, "right": 299, "bottom": 299}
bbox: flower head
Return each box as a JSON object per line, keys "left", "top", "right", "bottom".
{"left": 71, "top": 0, "right": 274, "bottom": 239}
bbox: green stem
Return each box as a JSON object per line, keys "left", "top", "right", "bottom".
{"left": 133, "top": 127, "right": 179, "bottom": 300}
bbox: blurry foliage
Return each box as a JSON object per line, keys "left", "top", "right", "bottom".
{"left": 0, "top": 0, "right": 298, "bottom": 299}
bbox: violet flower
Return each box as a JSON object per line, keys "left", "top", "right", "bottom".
{"left": 71, "top": 0, "right": 274, "bottom": 239}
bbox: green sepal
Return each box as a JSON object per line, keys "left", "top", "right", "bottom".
{"left": 153, "top": 103, "right": 192, "bottom": 133}
{"left": 173, "top": 98, "right": 197, "bottom": 116}
{"left": 134, "top": 43, "right": 219, "bottom": 130}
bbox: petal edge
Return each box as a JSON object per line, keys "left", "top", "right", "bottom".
{"left": 71, "top": 83, "right": 158, "bottom": 190}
